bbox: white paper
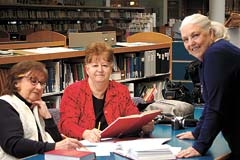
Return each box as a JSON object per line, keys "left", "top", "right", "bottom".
{"left": 22, "top": 47, "right": 77, "bottom": 54}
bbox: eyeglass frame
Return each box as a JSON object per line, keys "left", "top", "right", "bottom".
{"left": 17, "top": 74, "right": 47, "bottom": 88}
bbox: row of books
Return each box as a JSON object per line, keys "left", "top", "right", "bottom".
{"left": 1, "top": 23, "right": 99, "bottom": 33}
{"left": 0, "top": 21, "right": 129, "bottom": 34}
{"left": 115, "top": 48, "right": 170, "bottom": 80}
{"left": 0, "top": 9, "right": 139, "bottom": 19}
{"left": 44, "top": 61, "right": 86, "bottom": 94}
{"left": 1, "top": 0, "right": 94, "bottom": 5}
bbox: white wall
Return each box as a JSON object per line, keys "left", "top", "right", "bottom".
{"left": 209, "top": 0, "right": 225, "bottom": 23}
{"left": 228, "top": 28, "right": 240, "bottom": 47}
{"left": 209, "top": 0, "right": 240, "bottom": 47}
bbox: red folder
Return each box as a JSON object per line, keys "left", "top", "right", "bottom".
{"left": 101, "top": 110, "right": 161, "bottom": 138}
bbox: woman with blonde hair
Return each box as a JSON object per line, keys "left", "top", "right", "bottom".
{"left": 176, "top": 13, "right": 240, "bottom": 159}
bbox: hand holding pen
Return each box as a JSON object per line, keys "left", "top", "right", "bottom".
{"left": 55, "top": 134, "right": 83, "bottom": 150}
{"left": 98, "top": 122, "right": 101, "bottom": 130}
{"left": 82, "top": 122, "right": 102, "bottom": 142}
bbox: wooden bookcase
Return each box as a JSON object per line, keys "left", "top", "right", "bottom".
{"left": 0, "top": 31, "right": 172, "bottom": 107}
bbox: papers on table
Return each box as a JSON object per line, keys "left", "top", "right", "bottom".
{"left": 79, "top": 139, "right": 117, "bottom": 156}
{"left": 78, "top": 138, "right": 181, "bottom": 159}
{"left": 115, "top": 138, "right": 180, "bottom": 160}
{"left": 115, "top": 138, "right": 171, "bottom": 152}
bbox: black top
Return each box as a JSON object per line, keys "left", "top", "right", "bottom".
{"left": 0, "top": 93, "right": 62, "bottom": 158}
{"left": 192, "top": 39, "right": 240, "bottom": 159}
{"left": 93, "top": 95, "right": 107, "bottom": 130}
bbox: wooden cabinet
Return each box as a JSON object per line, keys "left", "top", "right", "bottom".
{"left": 0, "top": 4, "right": 145, "bottom": 40}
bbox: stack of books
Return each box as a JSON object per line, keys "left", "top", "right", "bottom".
{"left": 44, "top": 149, "right": 96, "bottom": 160}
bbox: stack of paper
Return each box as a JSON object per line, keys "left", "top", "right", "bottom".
{"left": 114, "top": 138, "right": 180, "bottom": 160}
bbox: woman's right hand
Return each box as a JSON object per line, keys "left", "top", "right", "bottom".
{"left": 176, "top": 131, "right": 195, "bottom": 140}
{"left": 82, "top": 129, "right": 101, "bottom": 142}
{"left": 55, "top": 137, "right": 83, "bottom": 150}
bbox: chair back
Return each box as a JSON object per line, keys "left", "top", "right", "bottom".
{"left": 48, "top": 108, "right": 60, "bottom": 124}
{"left": 127, "top": 32, "right": 172, "bottom": 43}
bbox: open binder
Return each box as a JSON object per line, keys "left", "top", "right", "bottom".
{"left": 101, "top": 110, "right": 161, "bottom": 138}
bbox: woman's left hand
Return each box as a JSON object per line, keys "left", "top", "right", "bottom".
{"left": 141, "top": 120, "right": 154, "bottom": 134}
{"left": 176, "top": 146, "right": 201, "bottom": 158}
{"left": 32, "top": 100, "right": 52, "bottom": 119}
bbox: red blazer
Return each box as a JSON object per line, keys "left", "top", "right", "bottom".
{"left": 59, "top": 79, "right": 139, "bottom": 140}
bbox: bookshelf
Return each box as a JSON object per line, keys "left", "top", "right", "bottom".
{"left": 123, "top": 32, "right": 172, "bottom": 99}
{"left": 0, "top": 4, "right": 145, "bottom": 40}
{"left": 171, "top": 41, "right": 195, "bottom": 90}
{"left": 0, "top": 31, "right": 172, "bottom": 107}
{"left": 167, "top": 0, "right": 209, "bottom": 19}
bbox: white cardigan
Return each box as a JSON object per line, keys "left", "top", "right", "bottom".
{"left": 0, "top": 95, "right": 54, "bottom": 160}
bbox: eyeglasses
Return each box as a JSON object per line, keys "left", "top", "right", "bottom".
{"left": 18, "top": 74, "right": 46, "bottom": 88}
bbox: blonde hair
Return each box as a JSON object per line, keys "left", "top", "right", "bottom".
{"left": 84, "top": 42, "right": 114, "bottom": 65}
{"left": 180, "top": 13, "right": 230, "bottom": 41}
{"left": 180, "top": 13, "right": 211, "bottom": 31}
{"left": 210, "top": 21, "right": 230, "bottom": 41}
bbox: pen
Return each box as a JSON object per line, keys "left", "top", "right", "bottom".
{"left": 61, "top": 134, "right": 68, "bottom": 139}
{"left": 98, "top": 122, "right": 101, "bottom": 130}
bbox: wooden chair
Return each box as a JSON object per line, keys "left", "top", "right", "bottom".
{"left": 127, "top": 31, "right": 172, "bottom": 43}
{"left": 26, "top": 30, "right": 67, "bottom": 47}
{"left": 0, "top": 30, "right": 67, "bottom": 50}
{"left": 48, "top": 108, "right": 60, "bottom": 125}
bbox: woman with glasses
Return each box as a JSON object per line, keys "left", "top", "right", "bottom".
{"left": 0, "top": 61, "right": 82, "bottom": 160}
{"left": 59, "top": 42, "right": 154, "bottom": 142}
{"left": 176, "top": 14, "right": 240, "bottom": 159}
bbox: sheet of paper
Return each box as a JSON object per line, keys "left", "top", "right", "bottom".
{"left": 79, "top": 138, "right": 180, "bottom": 157}
{"left": 116, "top": 42, "right": 156, "bottom": 47}
{"left": 22, "top": 47, "right": 77, "bottom": 54}
{"left": 79, "top": 139, "right": 117, "bottom": 156}
{"left": 115, "top": 138, "right": 171, "bottom": 152}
